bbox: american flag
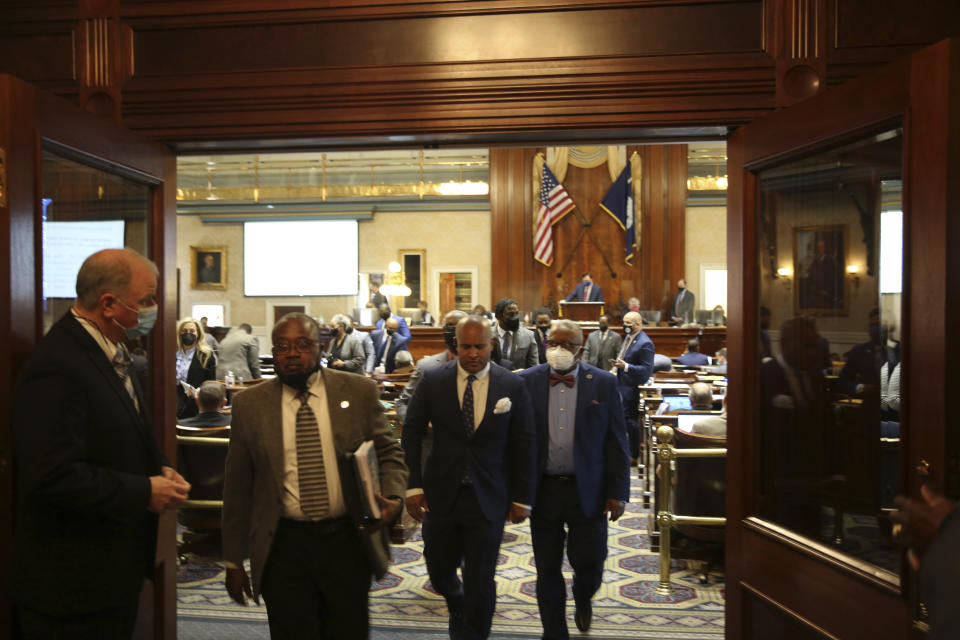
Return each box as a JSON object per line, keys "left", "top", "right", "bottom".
{"left": 533, "top": 165, "right": 576, "bottom": 266}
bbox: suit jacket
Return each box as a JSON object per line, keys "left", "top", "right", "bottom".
{"left": 921, "top": 508, "right": 960, "bottom": 640}
{"left": 615, "top": 330, "right": 655, "bottom": 418}
{"left": 518, "top": 363, "right": 629, "bottom": 517}
{"left": 498, "top": 326, "right": 540, "bottom": 370}
{"left": 177, "top": 349, "right": 218, "bottom": 419}
{"left": 396, "top": 350, "right": 452, "bottom": 422}
{"left": 534, "top": 327, "right": 547, "bottom": 364}
{"left": 371, "top": 329, "right": 411, "bottom": 373}
{"left": 670, "top": 289, "right": 695, "bottom": 323}
{"left": 692, "top": 413, "right": 727, "bottom": 436}
{"left": 375, "top": 314, "right": 411, "bottom": 341}
{"left": 11, "top": 312, "right": 166, "bottom": 615}
{"left": 402, "top": 360, "right": 537, "bottom": 522}
{"left": 352, "top": 329, "right": 376, "bottom": 373}
{"left": 326, "top": 332, "right": 366, "bottom": 374}
{"left": 583, "top": 328, "right": 622, "bottom": 368}
{"left": 216, "top": 329, "right": 261, "bottom": 380}
{"left": 221, "top": 371, "right": 408, "bottom": 596}
{"left": 565, "top": 282, "right": 603, "bottom": 302}
{"left": 179, "top": 411, "right": 232, "bottom": 428}
{"left": 676, "top": 352, "right": 710, "bottom": 367}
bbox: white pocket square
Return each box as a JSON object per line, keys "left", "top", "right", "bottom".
{"left": 493, "top": 397, "right": 512, "bottom": 414}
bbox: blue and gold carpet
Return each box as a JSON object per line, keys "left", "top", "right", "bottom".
{"left": 178, "top": 481, "right": 725, "bottom": 639}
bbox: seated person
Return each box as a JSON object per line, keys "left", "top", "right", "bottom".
{"left": 676, "top": 338, "right": 710, "bottom": 367}
{"left": 693, "top": 395, "right": 727, "bottom": 436}
{"left": 410, "top": 300, "right": 435, "bottom": 326}
{"left": 688, "top": 382, "right": 714, "bottom": 411}
{"left": 709, "top": 348, "right": 728, "bottom": 375}
{"left": 619, "top": 296, "right": 641, "bottom": 322}
{"left": 393, "top": 350, "right": 415, "bottom": 375}
{"left": 178, "top": 380, "right": 231, "bottom": 428}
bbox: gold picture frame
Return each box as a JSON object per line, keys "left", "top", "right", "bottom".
{"left": 191, "top": 246, "right": 227, "bottom": 290}
{"left": 794, "top": 225, "right": 847, "bottom": 316}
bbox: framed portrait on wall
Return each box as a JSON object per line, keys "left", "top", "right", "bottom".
{"left": 794, "top": 225, "right": 847, "bottom": 315}
{"left": 191, "top": 246, "right": 227, "bottom": 290}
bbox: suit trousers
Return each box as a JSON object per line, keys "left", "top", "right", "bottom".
{"left": 530, "top": 476, "right": 608, "bottom": 640}
{"left": 260, "top": 517, "right": 372, "bottom": 640}
{"left": 17, "top": 589, "right": 141, "bottom": 640}
{"left": 422, "top": 485, "right": 505, "bottom": 640}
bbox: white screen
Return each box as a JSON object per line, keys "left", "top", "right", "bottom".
{"left": 880, "top": 211, "right": 903, "bottom": 294}
{"left": 43, "top": 220, "right": 126, "bottom": 298}
{"left": 244, "top": 220, "right": 359, "bottom": 296}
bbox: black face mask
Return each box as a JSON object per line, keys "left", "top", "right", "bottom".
{"left": 504, "top": 316, "right": 520, "bottom": 332}
{"left": 181, "top": 333, "right": 197, "bottom": 346}
{"left": 345, "top": 326, "right": 354, "bottom": 334}
{"left": 386, "top": 328, "right": 395, "bottom": 336}
{"left": 380, "top": 312, "right": 391, "bottom": 320}
{"left": 537, "top": 325, "right": 550, "bottom": 335}
{"left": 276, "top": 364, "right": 319, "bottom": 392}
{"left": 598, "top": 324, "right": 608, "bottom": 332}
{"left": 443, "top": 326, "right": 458, "bottom": 353}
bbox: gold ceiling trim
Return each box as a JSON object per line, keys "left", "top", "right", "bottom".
{"left": 177, "top": 182, "right": 489, "bottom": 202}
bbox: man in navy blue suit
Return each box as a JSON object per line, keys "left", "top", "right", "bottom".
{"left": 376, "top": 302, "right": 411, "bottom": 341}
{"left": 611, "top": 311, "right": 655, "bottom": 461}
{"left": 564, "top": 272, "right": 603, "bottom": 302}
{"left": 403, "top": 315, "right": 537, "bottom": 640}
{"left": 371, "top": 316, "right": 410, "bottom": 373}
{"left": 518, "top": 319, "right": 630, "bottom": 638}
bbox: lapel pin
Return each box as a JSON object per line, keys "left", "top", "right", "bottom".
{"left": 340, "top": 400, "right": 350, "bottom": 409}
{"left": 586, "top": 374, "right": 593, "bottom": 379}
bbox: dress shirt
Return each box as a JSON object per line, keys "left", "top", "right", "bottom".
{"left": 279, "top": 372, "right": 345, "bottom": 520}
{"left": 72, "top": 310, "right": 139, "bottom": 411}
{"left": 378, "top": 334, "right": 393, "bottom": 367}
{"left": 546, "top": 365, "right": 578, "bottom": 474}
{"left": 582, "top": 284, "right": 592, "bottom": 301}
{"left": 176, "top": 347, "right": 195, "bottom": 382}
{"left": 457, "top": 362, "right": 490, "bottom": 429}
{"left": 496, "top": 324, "right": 512, "bottom": 358}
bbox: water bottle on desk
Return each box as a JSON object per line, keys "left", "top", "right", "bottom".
{"left": 225, "top": 370, "right": 235, "bottom": 387}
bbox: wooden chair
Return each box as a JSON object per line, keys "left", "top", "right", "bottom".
{"left": 671, "top": 428, "right": 726, "bottom": 583}
{"left": 176, "top": 430, "right": 229, "bottom": 563}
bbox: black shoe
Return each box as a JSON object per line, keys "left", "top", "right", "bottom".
{"left": 448, "top": 610, "right": 464, "bottom": 639}
{"left": 574, "top": 601, "right": 592, "bottom": 633}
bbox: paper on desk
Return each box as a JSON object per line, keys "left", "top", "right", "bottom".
{"left": 179, "top": 380, "right": 198, "bottom": 398}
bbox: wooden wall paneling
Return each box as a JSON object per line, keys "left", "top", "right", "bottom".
{"left": 0, "top": 73, "right": 40, "bottom": 639}
{"left": 489, "top": 147, "right": 535, "bottom": 310}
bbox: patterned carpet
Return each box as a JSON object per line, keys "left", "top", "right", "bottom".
{"left": 178, "top": 479, "right": 725, "bottom": 639}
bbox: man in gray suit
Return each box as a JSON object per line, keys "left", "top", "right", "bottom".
{"left": 397, "top": 309, "right": 466, "bottom": 423}
{"left": 216, "top": 323, "right": 261, "bottom": 380}
{"left": 583, "top": 314, "right": 622, "bottom": 368}
{"left": 222, "top": 313, "right": 408, "bottom": 639}
{"left": 692, "top": 395, "right": 727, "bottom": 436}
{"left": 494, "top": 297, "right": 539, "bottom": 370}
{"left": 346, "top": 317, "right": 376, "bottom": 374}
{"left": 669, "top": 278, "right": 695, "bottom": 326}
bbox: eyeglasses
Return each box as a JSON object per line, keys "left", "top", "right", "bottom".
{"left": 546, "top": 340, "right": 582, "bottom": 351}
{"left": 273, "top": 338, "right": 316, "bottom": 354}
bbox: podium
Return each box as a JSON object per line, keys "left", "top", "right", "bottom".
{"left": 558, "top": 301, "right": 604, "bottom": 322}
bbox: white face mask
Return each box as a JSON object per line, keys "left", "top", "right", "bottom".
{"left": 545, "top": 346, "right": 576, "bottom": 372}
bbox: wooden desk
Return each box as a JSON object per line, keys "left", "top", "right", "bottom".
{"left": 558, "top": 301, "right": 604, "bottom": 322}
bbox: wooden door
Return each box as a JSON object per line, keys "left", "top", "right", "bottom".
{"left": 726, "top": 39, "right": 960, "bottom": 638}
{"left": 0, "top": 74, "right": 177, "bottom": 639}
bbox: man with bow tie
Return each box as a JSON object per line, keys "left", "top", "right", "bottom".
{"left": 518, "top": 319, "right": 630, "bottom": 639}
{"left": 403, "top": 314, "right": 536, "bottom": 640}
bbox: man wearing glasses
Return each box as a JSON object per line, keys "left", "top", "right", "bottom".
{"left": 518, "top": 319, "right": 630, "bottom": 638}
{"left": 221, "top": 313, "right": 408, "bottom": 639}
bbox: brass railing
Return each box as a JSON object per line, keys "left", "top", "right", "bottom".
{"left": 654, "top": 424, "right": 727, "bottom": 595}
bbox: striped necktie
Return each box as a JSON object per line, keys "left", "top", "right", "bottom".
{"left": 295, "top": 391, "right": 329, "bottom": 519}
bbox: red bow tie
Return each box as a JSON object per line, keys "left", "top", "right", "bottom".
{"left": 549, "top": 373, "right": 575, "bottom": 387}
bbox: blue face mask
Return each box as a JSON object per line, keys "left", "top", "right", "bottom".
{"left": 116, "top": 298, "right": 158, "bottom": 339}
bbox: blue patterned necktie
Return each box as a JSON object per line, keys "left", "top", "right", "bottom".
{"left": 462, "top": 374, "right": 476, "bottom": 438}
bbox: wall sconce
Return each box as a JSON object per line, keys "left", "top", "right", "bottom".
{"left": 846, "top": 264, "right": 860, "bottom": 289}
{"left": 380, "top": 261, "right": 412, "bottom": 298}
{"left": 775, "top": 266, "right": 792, "bottom": 290}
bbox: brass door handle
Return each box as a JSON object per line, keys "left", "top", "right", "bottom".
{"left": 917, "top": 460, "right": 931, "bottom": 478}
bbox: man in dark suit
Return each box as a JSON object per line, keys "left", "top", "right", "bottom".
{"left": 397, "top": 309, "right": 466, "bottom": 423}
{"left": 518, "top": 320, "right": 630, "bottom": 638}
{"left": 494, "top": 297, "right": 540, "bottom": 370}
{"left": 403, "top": 315, "right": 537, "bottom": 640}
{"left": 582, "top": 314, "right": 622, "bottom": 368}
{"left": 371, "top": 316, "right": 411, "bottom": 373}
{"left": 532, "top": 307, "right": 552, "bottom": 364}
{"left": 676, "top": 338, "right": 710, "bottom": 367}
{"left": 179, "top": 380, "right": 231, "bottom": 428}
{"left": 565, "top": 272, "right": 603, "bottom": 302}
{"left": 669, "top": 278, "right": 695, "bottom": 325}
{"left": 611, "top": 311, "right": 656, "bottom": 461}
{"left": 376, "top": 302, "right": 412, "bottom": 341}
{"left": 222, "top": 313, "right": 408, "bottom": 638}
{"left": 11, "top": 248, "right": 191, "bottom": 638}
